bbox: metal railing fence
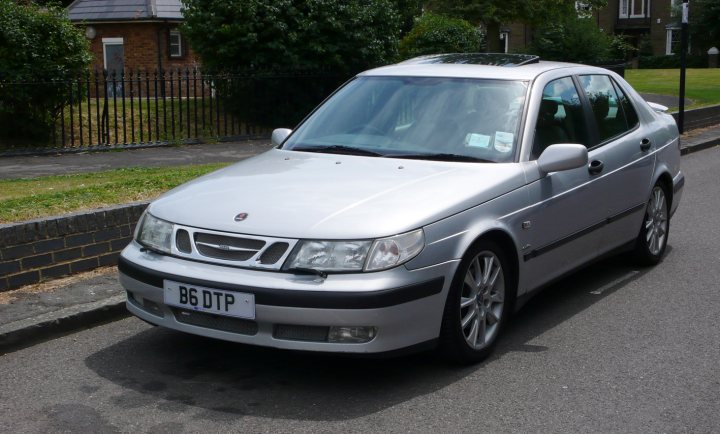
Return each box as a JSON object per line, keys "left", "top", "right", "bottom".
{"left": 0, "top": 69, "right": 347, "bottom": 155}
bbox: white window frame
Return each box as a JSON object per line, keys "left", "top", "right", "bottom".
{"left": 499, "top": 31, "right": 509, "bottom": 54}
{"left": 666, "top": 27, "right": 680, "bottom": 55}
{"left": 169, "top": 30, "right": 182, "bottom": 58}
{"left": 619, "top": 0, "right": 629, "bottom": 18}
{"left": 102, "top": 37, "right": 124, "bottom": 71}
{"left": 619, "top": 0, "right": 649, "bottom": 19}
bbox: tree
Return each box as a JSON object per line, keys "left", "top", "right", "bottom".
{"left": 181, "top": 0, "right": 401, "bottom": 74}
{"left": 425, "top": 0, "right": 607, "bottom": 52}
{"left": 528, "top": 15, "right": 634, "bottom": 63}
{"left": 689, "top": 0, "right": 720, "bottom": 53}
{"left": 0, "top": 0, "right": 91, "bottom": 144}
{"left": 399, "top": 13, "right": 485, "bottom": 59}
{"left": 181, "top": 0, "right": 402, "bottom": 127}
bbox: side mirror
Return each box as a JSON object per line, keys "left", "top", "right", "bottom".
{"left": 537, "top": 144, "right": 588, "bottom": 176}
{"left": 271, "top": 128, "right": 292, "bottom": 147}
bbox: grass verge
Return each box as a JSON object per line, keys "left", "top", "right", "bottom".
{"left": 625, "top": 69, "right": 720, "bottom": 110}
{"left": 0, "top": 163, "right": 230, "bottom": 224}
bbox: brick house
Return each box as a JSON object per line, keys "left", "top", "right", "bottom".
{"left": 499, "top": 0, "right": 700, "bottom": 57}
{"left": 67, "top": 0, "right": 199, "bottom": 75}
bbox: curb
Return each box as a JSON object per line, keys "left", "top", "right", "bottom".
{"left": 0, "top": 295, "right": 129, "bottom": 354}
{"left": 681, "top": 138, "right": 720, "bottom": 155}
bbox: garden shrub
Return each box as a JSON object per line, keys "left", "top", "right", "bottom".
{"left": 0, "top": 0, "right": 91, "bottom": 145}
{"left": 399, "top": 13, "right": 484, "bottom": 59}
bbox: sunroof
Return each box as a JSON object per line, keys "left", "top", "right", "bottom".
{"left": 402, "top": 53, "right": 540, "bottom": 67}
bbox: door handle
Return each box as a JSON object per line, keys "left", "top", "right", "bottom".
{"left": 640, "top": 138, "right": 652, "bottom": 151}
{"left": 588, "top": 159, "right": 604, "bottom": 175}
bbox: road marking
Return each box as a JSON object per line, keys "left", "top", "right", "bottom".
{"left": 589, "top": 270, "right": 640, "bottom": 295}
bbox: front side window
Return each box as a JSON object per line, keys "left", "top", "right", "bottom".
{"left": 282, "top": 77, "right": 529, "bottom": 163}
{"left": 532, "top": 77, "right": 589, "bottom": 159}
{"left": 579, "top": 74, "right": 634, "bottom": 144}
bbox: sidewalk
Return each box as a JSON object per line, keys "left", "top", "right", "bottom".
{"left": 0, "top": 139, "right": 274, "bottom": 180}
{"left": 1, "top": 128, "right": 718, "bottom": 354}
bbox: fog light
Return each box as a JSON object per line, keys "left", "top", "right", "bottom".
{"left": 328, "top": 326, "right": 377, "bottom": 343}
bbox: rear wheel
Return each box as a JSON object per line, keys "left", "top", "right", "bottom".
{"left": 632, "top": 183, "right": 670, "bottom": 265}
{"left": 439, "top": 240, "right": 514, "bottom": 363}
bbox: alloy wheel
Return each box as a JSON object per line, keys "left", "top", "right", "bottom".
{"left": 459, "top": 251, "right": 505, "bottom": 350}
{"left": 645, "top": 186, "right": 668, "bottom": 256}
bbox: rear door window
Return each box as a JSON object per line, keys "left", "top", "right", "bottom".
{"left": 578, "top": 75, "right": 636, "bottom": 144}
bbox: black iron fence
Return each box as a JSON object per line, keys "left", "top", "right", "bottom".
{"left": 0, "top": 69, "right": 348, "bottom": 155}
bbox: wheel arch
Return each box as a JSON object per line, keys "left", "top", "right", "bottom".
{"left": 654, "top": 170, "right": 674, "bottom": 209}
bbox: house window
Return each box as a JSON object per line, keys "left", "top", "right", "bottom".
{"left": 620, "top": 0, "right": 629, "bottom": 18}
{"left": 666, "top": 27, "right": 680, "bottom": 55}
{"left": 169, "top": 30, "right": 182, "bottom": 58}
{"left": 619, "top": 0, "right": 648, "bottom": 18}
{"left": 499, "top": 31, "right": 509, "bottom": 53}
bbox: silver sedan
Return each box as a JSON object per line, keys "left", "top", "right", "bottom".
{"left": 119, "top": 54, "right": 684, "bottom": 363}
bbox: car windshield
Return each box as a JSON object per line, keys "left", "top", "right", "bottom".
{"left": 282, "top": 76, "right": 528, "bottom": 163}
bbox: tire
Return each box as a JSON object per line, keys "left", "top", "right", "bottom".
{"left": 632, "top": 183, "right": 670, "bottom": 266}
{"left": 438, "top": 239, "right": 515, "bottom": 364}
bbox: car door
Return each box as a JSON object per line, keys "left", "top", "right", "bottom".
{"left": 518, "top": 76, "right": 609, "bottom": 291}
{"left": 577, "top": 74, "right": 655, "bottom": 252}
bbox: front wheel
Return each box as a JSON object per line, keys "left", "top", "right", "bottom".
{"left": 439, "top": 240, "right": 514, "bottom": 364}
{"left": 632, "top": 183, "right": 670, "bottom": 265}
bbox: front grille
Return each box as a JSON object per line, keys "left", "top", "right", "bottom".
{"left": 168, "top": 224, "right": 297, "bottom": 270}
{"left": 258, "top": 242, "right": 290, "bottom": 264}
{"left": 194, "top": 233, "right": 265, "bottom": 261}
{"left": 273, "top": 324, "right": 329, "bottom": 342}
{"left": 172, "top": 308, "right": 258, "bottom": 335}
{"left": 176, "top": 229, "right": 192, "bottom": 253}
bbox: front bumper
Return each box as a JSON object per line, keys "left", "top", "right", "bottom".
{"left": 119, "top": 241, "right": 457, "bottom": 354}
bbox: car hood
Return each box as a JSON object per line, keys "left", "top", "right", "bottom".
{"left": 148, "top": 149, "right": 527, "bottom": 239}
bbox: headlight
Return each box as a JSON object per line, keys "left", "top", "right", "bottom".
{"left": 287, "top": 240, "right": 372, "bottom": 272}
{"left": 136, "top": 212, "right": 173, "bottom": 253}
{"left": 365, "top": 229, "right": 424, "bottom": 271}
{"left": 285, "top": 229, "right": 424, "bottom": 273}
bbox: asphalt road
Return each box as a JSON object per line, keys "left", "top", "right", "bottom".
{"left": 1, "top": 148, "right": 719, "bottom": 433}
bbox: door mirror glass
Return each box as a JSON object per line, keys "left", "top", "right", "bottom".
{"left": 537, "top": 144, "right": 588, "bottom": 176}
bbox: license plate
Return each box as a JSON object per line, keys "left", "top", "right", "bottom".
{"left": 163, "top": 280, "right": 255, "bottom": 320}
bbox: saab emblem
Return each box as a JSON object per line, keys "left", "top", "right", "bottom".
{"left": 234, "top": 213, "right": 248, "bottom": 222}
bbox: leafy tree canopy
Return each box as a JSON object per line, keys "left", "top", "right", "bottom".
{"left": 399, "top": 13, "right": 485, "bottom": 59}
{"left": 528, "top": 15, "right": 634, "bottom": 63}
{"left": 0, "top": 0, "right": 91, "bottom": 143}
{"left": 689, "top": 0, "right": 720, "bottom": 52}
{"left": 425, "top": 0, "right": 607, "bottom": 51}
{"left": 181, "top": 0, "right": 401, "bottom": 74}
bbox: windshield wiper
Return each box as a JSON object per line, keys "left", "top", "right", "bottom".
{"left": 292, "top": 145, "right": 384, "bottom": 157}
{"left": 382, "top": 153, "right": 493, "bottom": 163}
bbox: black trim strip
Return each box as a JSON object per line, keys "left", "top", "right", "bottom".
{"left": 673, "top": 176, "right": 685, "bottom": 194}
{"left": 118, "top": 256, "right": 444, "bottom": 310}
{"left": 523, "top": 203, "right": 646, "bottom": 262}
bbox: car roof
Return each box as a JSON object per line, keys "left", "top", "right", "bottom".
{"left": 360, "top": 53, "right": 586, "bottom": 81}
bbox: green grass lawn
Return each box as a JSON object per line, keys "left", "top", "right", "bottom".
{"left": 0, "top": 163, "right": 230, "bottom": 223}
{"left": 625, "top": 69, "right": 720, "bottom": 110}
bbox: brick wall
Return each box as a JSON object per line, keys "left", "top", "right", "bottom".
{"left": 83, "top": 22, "right": 199, "bottom": 73}
{"left": 0, "top": 203, "right": 148, "bottom": 292}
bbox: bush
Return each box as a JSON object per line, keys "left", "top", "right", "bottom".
{"left": 638, "top": 55, "right": 707, "bottom": 69}
{"left": 529, "top": 16, "right": 633, "bottom": 64}
{"left": 399, "top": 13, "right": 484, "bottom": 59}
{"left": 0, "top": 0, "right": 91, "bottom": 144}
{"left": 181, "top": 0, "right": 401, "bottom": 127}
